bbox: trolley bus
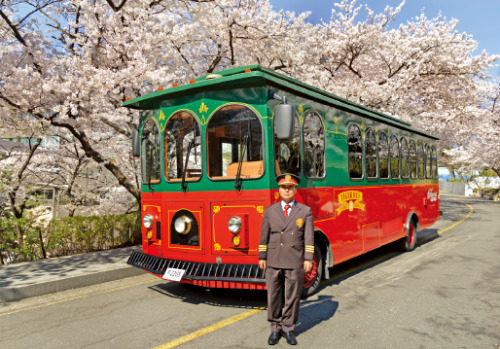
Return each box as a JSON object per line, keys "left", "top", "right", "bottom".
{"left": 124, "top": 65, "right": 440, "bottom": 296}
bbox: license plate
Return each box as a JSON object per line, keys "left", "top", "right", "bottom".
{"left": 162, "top": 268, "right": 186, "bottom": 282}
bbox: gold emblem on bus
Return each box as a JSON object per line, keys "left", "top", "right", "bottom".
{"left": 337, "top": 190, "right": 365, "bottom": 215}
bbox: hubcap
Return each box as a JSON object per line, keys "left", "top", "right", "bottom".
{"left": 408, "top": 224, "right": 415, "bottom": 246}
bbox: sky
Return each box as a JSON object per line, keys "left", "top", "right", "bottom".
{"left": 269, "top": 0, "right": 500, "bottom": 75}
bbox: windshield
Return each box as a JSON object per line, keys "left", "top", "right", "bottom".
{"left": 206, "top": 105, "right": 263, "bottom": 180}
{"left": 164, "top": 111, "right": 202, "bottom": 182}
{"left": 141, "top": 119, "right": 161, "bottom": 184}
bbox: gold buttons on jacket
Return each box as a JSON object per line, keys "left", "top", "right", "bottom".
{"left": 281, "top": 232, "right": 284, "bottom": 235}
{"left": 280, "top": 243, "right": 283, "bottom": 246}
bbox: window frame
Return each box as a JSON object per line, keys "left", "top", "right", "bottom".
{"left": 303, "top": 110, "right": 326, "bottom": 180}
{"left": 140, "top": 117, "right": 162, "bottom": 185}
{"left": 164, "top": 110, "right": 203, "bottom": 183}
{"left": 364, "top": 128, "right": 378, "bottom": 180}
{"left": 390, "top": 134, "right": 400, "bottom": 180}
{"left": 400, "top": 137, "right": 410, "bottom": 179}
{"left": 347, "top": 123, "right": 364, "bottom": 180}
{"left": 206, "top": 103, "right": 265, "bottom": 181}
{"left": 378, "top": 131, "right": 389, "bottom": 180}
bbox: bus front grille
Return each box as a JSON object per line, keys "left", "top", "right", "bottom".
{"left": 127, "top": 251, "right": 266, "bottom": 283}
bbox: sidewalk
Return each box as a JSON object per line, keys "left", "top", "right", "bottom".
{"left": 0, "top": 246, "right": 143, "bottom": 303}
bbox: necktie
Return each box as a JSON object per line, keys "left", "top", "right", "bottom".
{"left": 284, "top": 204, "right": 290, "bottom": 218}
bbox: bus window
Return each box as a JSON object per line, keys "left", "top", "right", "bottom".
{"left": 426, "top": 145, "right": 432, "bottom": 178}
{"left": 432, "top": 146, "right": 438, "bottom": 178}
{"left": 390, "top": 135, "right": 400, "bottom": 179}
{"left": 409, "top": 139, "right": 417, "bottom": 179}
{"left": 378, "top": 131, "right": 389, "bottom": 179}
{"left": 275, "top": 111, "right": 301, "bottom": 177}
{"left": 165, "top": 111, "right": 201, "bottom": 182}
{"left": 417, "top": 141, "right": 425, "bottom": 178}
{"left": 207, "top": 105, "right": 263, "bottom": 179}
{"left": 303, "top": 111, "right": 325, "bottom": 179}
{"left": 365, "top": 128, "right": 377, "bottom": 179}
{"left": 348, "top": 124, "right": 363, "bottom": 179}
{"left": 141, "top": 118, "right": 161, "bottom": 184}
{"left": 400, "top": 137, "right": 409, "bottom": 179}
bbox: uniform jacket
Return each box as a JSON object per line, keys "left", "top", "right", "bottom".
{"left": 259, "top": 201, "right": 314, "bottom": 269}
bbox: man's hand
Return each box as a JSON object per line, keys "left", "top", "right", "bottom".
{"left": 304, "top": 260, "right": 313, "bottom": 273}
{"left": 259, "top": 259, "right": 267, "bottom": 270}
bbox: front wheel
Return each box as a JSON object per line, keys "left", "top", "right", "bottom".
{"left": 302, "top": 244, "right": 323, "bottom": 298}
{"left": 400, "top": 221, "right": 417, "bottom": 252}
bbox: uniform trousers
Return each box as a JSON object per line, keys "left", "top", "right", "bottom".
{"left": 265, "top": 266, "right": 305, "bottom": 332}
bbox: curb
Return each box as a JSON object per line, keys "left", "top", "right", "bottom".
{"left": 0, "top": 266, "right": 144, "bottom": 303}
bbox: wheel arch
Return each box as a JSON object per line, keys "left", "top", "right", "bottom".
{"left": 405, "top": 212, "right": 420, "bottom": 235}
{"left": 314, "top": 229, "right": 332, "bottom": 280}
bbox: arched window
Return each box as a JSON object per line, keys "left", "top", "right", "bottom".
{"left": 207, "top": 105, "right": 263, "bottom": 179}
{"left": 348, "top": 124, "right": 363, "bottom": 179}
{"left": 390, "top": 135, "right": 400, "bottom": 179}
{"left": 432, "top": 146, "right": 438, "bottom": 178}
{"left": 365, "top": 128, "right": 377, "bottom": 179}
{"left": 378, "top": 131, "right": 389, "bottom": 179}
{"left": 400, "top": 137, "right": 409, "bottom": 179}
{"left": 417, "top": 141, "right": 425, "bottom": 178}
{"left": 303, "top": 111, "right": 326, "bottom": 178}
{"left": 409, "top": 139, "right": 417, "bottom": 179}
{"left": 164, "top": 111, "right": 202, "bottom": 182}
{"left": 141, "top": 118, "right": 161, "bottom": 184}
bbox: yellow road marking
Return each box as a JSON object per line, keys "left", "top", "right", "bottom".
{"left": 418, "top": 199, "right": 473, "bottom": 245}
{"left": 0, "top": 279, "right": 156, "bottom": 317}
{"left": 153, "top": 307, "right": 266, "bottom": 349}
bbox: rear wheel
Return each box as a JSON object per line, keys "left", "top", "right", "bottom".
{"left": 400, "top": 220, "right": 417, "bottom": 252}
{"left": 302, "top": 244, "right": 323, "bottom": 298}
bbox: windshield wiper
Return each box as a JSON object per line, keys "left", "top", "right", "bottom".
{"left": 181, "top": 139, "right": 196, "bottom": 192}
{"left": 147, "top": 144, "right": 155, "bottom": 194}
{"left": 235, "top": 133, "right": 249, "bottom": 191}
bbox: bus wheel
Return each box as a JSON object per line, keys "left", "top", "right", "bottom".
{"left": 302, "top": 244, "right": 323, "bottom": 298}
{"left": 400, "top": 221, "right": 417, "bottom": 252}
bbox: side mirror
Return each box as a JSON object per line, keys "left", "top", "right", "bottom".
{"left": 274, "top": 103, "right": 295, "bottom": 140}
{"left": 132, "top": 129, "right": 140, "bottom": 157}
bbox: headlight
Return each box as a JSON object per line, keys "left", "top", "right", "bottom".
{"left": 143, "top": 214, "right": 154, "bottom": 229}
{"left": 174, "top": 215, "right": 192, "bottom": 235}
{"left": 228, "top": 216, "right": 242, "bottom": 233}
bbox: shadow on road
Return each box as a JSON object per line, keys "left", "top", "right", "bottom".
{"left": 296, "top": 295, "right": 338, "bottom": 335}
{"left": 149, "top": 281, "right": 267, "bottom": 309}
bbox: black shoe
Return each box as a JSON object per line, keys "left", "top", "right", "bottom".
{"left": 268, "top": 331, "right": 282, "bottom": 345}
{"left": 283, "top": 331, "right": 297, "bottom": 345}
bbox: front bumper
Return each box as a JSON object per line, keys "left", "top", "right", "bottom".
{"left": 127, "top": 251, "right": 266, "bottom": 284}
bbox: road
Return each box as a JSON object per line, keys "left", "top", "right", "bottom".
{"left": 1, "top": 194, "right": 499, "bottom": 349}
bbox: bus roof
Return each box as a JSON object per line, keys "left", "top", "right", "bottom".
{"left": 123, "top": 65, "right": 438, "bottom": 140}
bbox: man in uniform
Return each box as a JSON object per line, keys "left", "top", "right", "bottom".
{"left": 259, "top": 173, "right": 314, "bottom": 345}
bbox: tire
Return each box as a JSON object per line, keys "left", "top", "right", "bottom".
{"left": 400, "top": 220, "right": 417, "bottom": 252}
{"left": 302, "top": 244, "right": 323, "bottom": 298}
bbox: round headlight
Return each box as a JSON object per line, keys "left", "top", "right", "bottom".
{"left": 228, "top": 216, "right": 242, "bottom": 233}
{"left": 174, "top": 215, "right": 192, "bottom": 235}
{"left": 143, "top": 214, "right": 154, "bottom": 229}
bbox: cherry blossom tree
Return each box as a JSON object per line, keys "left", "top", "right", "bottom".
{"left": 1, "top": 0, "right": 499, "bottom": 215}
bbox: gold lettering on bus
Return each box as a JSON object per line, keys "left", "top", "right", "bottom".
{"left": 337, "top": 190, "right": 365, "bottom": 215}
